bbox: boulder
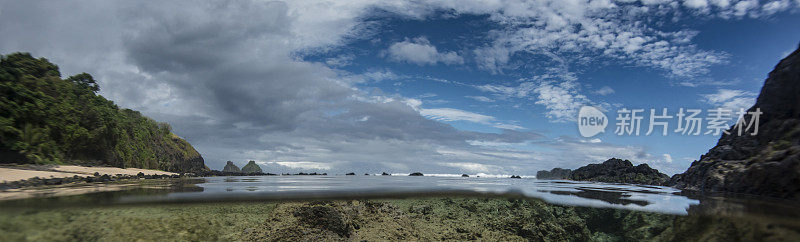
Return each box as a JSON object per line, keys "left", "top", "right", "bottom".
{"left": 409, "top": 172, "right": 424, "bottom": 176}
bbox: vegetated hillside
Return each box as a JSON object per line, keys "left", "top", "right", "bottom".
{"left": 0, "top": 52, "right": 206, "bottom": 173}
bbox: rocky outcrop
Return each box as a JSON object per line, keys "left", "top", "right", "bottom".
{"left": 409, "top": 172, "right": 424, "bottom": 176}
{"left": 570, "top": 158, "right": 670, "bottom": 186}
{"left": 241, "top": 160, "right": 263, "bottom": 174}
{"left": 670, "top": 46, "right": 800, "bottom": 200}
{"left": 536, "top": 168, "right": 572, "bottom": 180}
{"left": 222, "top": 161, "right": 241, "bottom": 173}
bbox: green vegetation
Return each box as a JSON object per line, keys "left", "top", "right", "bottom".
{"left": 0, "top": 52, "right": 204, "bottom": 172}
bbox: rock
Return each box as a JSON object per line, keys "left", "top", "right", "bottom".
{"left": 241, "top": 160, "right": 263, "bottom": 174}
{"left": 409, "top": 172, "right": 424, "bottom": 176}
{"left": 536, "top": 168, "right": 572, "bottom": 180}
{"left": 570, "top": 158, "right": 669, "bottom": 185}
{"left": 222, "top": 161, "right": 241, "bottom": 173}
{"left": 670, "top": 46, "right": 800, "bottom": 200}
{"left": 346, "top": 172, "right": 355, "bottom": 176}
{"left": 381, "top": 172, "right": 391, "bottom": 176}
{"left": 510, "top": 175, "right": 522, "bottom": 179}
{"left": 462, "top": 174, "right": 469, "bottom": 177}
{"left": 364, "top": 173, "right": 370, "bottom": 176}
{"left": 136, "top": 172, "right": 145, "bottom": 178}
{"left": 292, "top": 205, "right": 352, "bottom": 238}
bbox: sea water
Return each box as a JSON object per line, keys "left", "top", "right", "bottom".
{"left": 2, "top": 176, "right": 799, "bottom": 241}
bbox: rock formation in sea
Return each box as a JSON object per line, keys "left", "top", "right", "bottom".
{"left": 409, "top": 172, "right": 424, "bottom": 176}
{"left": 241, "top": 160, "right": 263, "bottom": 174}
{"left": 536, "top": 168, "right": 572, "bottom": 180}
{"left": 222, "top": 161, "right": 241, "bottom": 173}
{"left": 670, "top": 45, "right": 800, "bottom": 200}
{"left": 569, "top": 158, "right": 669, "bottom": 185}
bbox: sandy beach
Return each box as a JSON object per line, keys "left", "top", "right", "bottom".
{"left": 0, "top": 165, "right": 176, "bottom": 183}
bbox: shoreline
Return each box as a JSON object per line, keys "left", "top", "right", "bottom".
{"left": 0, "top": 164, "right": 176, "bottom": 183}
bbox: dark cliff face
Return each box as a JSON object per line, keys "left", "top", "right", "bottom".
{"left": 222, "top": 161, "right": 241, "bottom": 173}
{"left": 670, "top": 46, "right": 800, "bottom": 200}
{"left": 241, "top": 160, "right": 263, "bottom": 174}
{"left": 536, "top": 168, "right": 572, "bottom": 180}
{"left": 569, "top": 158, "right": 670, "bottom": 186}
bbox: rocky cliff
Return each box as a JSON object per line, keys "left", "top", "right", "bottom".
{"left": 670, "top": 46, "right": 800, "bottom": 200}
{"left": 536, "top": 168, "right": 572, "bottom": 180}
{"left": 241, "top": 160, "right": 263, "bottom": 174}
{"left": 570, "top": 158, "right": 670, "bottom": 185}
{"left": 222, "top": 161, "right": 241, "bottom": 173}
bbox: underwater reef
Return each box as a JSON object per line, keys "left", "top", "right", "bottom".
{"left": 1, "top": 197, "right": 797, "bottom": 241}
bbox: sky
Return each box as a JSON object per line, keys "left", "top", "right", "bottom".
{"left": 1, "top": 0, "right": 799, "bottom": 175}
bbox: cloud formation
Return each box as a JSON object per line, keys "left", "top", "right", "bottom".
{"left": 1, "top": 0, "right": 794, "bottom": 175}
{"left": 386, "top": 37, "right": 464, "bottom": 65}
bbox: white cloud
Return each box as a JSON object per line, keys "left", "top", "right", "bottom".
{"left": 684, "top": 0, "right": 709, "bottom": 9}
{"left": 439, "top": 162, "right": 503, "bottom": 173}
{"left": 420, "top": 107, "right": 526, "bottom": 130}
{"left": 663, "top": 154, "right": 673, "bottom": 163}
{"left": 477, "top": 77, "right": 592, "bottom": 123}
{"left": 272, "top": 161, "right": 333, "bottom": 170}
{"left": 594, "top": 86, "right": 615, "bottom": 95}
{"left": 701, "top": 89, "right": 757, "bottom": 111}
{"left": 466, "top": 96, "right": 495, "bottom": 102}
{"left": 325, "top": 54, "right": 355, "bottom": 67}
{"left": 386, "top": 36, "right": 463, "bottom": 65}
{"left": 420, "top": 108, "right": 495, "bottom": 123}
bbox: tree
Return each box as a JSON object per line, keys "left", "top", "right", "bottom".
{"left": 67, "top": 72, "right": 99, "bottom": 92}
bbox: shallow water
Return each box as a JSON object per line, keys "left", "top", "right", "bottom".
{"left": 2, "top": 176, "right": 800, "bottom": 241}
{"left": 3, "top": 175, "right": 797, "bottom": 218}
{"left": 164, "top": 176, "right": 697, "bottom": 214}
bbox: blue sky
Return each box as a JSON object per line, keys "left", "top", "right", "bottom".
{"left": 2, "top": 0, "right": 799, "bottom": 175}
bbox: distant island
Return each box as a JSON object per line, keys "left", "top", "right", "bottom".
{"left": 536, "top": 158, "right": 670, "bottom": 186}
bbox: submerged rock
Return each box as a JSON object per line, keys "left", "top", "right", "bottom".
{"left": 409, "top": 172, "right": 424, "bottom": 176}
{"left": 381, "top": 172, "right": 391, "bottom": 176}
{"left": 670, "top": 46, "right": 800, "bottom": 200}
{"left": 462, "top": 174, "right": 469, "bottom": 177}
{"left": 222, "top": 161, "right": 241, "bottom": 173}
{"left": 241, "top": 160, "right": 263, "bottom": 174}
{"left": 346, "top": 172, "right": 355, "bottom": 176}
{"left": 510, "top": 175, "right": 522, "bottom": 179}
{"left": 570, "top": 158, "right": 669, "bottom": 185}
{"left": 536, "top": 168, "right": 572, "bottom": 180}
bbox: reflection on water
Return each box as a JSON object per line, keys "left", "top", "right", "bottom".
{"left": 172, "top": 176, "right": 695, "bottom": 214}
{"left": 2, "top": 175, "right": 800, "bottom": 241}
{"left": 2, "top": 175, "right": 800, "bottom": 220}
